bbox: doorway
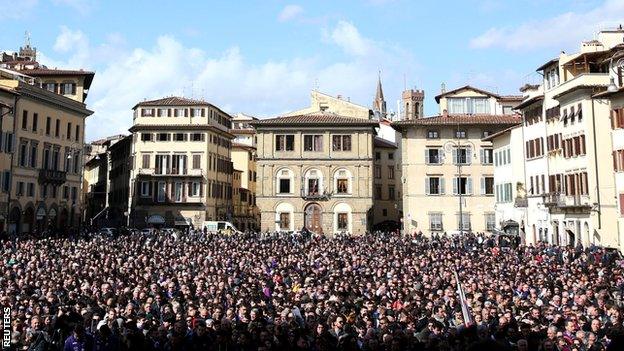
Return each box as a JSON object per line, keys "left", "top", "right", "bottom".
{"left": 304, "top": 203, "right": 323, "bottom": 234}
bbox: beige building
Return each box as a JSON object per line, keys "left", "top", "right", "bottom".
{"left": 515, "top": 28, "right": 623, "bottom": 248}
{"left": 394, "top": 85, "right": 521, "bottom": 235}
{"left": 251, "top": 112, "right": 377, "bottom": 234}
{"left": 127, "top": 96, "right": 234, "bottom": 228}
{"left": 230, "top": 113, "right": 259, "bottom": 231}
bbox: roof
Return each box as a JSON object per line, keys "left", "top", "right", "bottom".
{"left": 392, "top": 114, "right": 522, "bottom": 129}
{"left": 536, "top": 58, "right": 559, "bottom": 72}
{"left": 499, "top": 95, "right": 524, "bottom": 101}
{"left": 514, "top": 95, "right": 544, "bottom": 110}
{"left": 250, "top": 112, "right": 379, "bottom": 127}
{"left": 481, "top": 125, "right": 521, "bottom": 142}
{"left": 593, "top": 86, "right": 624, "bottom": 98}
{"left": 20, "top": 68, "right": 95, "bottom": 90}
{"left": 232, "top": 142, "right": 256, "bottom": 150}
{"left": 230, "top": 128, "right": 256, "bottom": 134}
{"left": 374, "top": 137, "right": 397, "bottom": 149}
{"left": 134, "top": 96, "right": 212, "bottom": 108}
{"left": 434, "top": 85, "right": 500, "bottom": 103}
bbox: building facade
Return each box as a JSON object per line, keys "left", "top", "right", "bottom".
{"left": 127, "top": 97, "right": 234, "bottom": 229}
{"left": 230, "top": 113, "right": 259, "bottom": 231}
{"left": 515, "top": 29, "right": 623, "bottom": 247}
{"left": 252, "top": 112, "right": 377, "bottom": 235}
{"left": 483, "top": 126, "right": 528, "bottom": 240}
{"left": 394, "top": 85, "right": 521, "bottom": 235}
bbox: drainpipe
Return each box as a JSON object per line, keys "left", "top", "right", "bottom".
{"left": 590, "top": 98, "right": 602, "bottom": 229}
{"left": 6, "top": 94, "right": 20, "bottom": 233}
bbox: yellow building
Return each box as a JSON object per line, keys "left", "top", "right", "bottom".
{"left": 393, "top": 85, "right": 521, "bottom": 235}
{"left": 251, "top": 112, "right": 377, "bottom": 234}
{"left": 127, "top": 96, "right": 234, "bottom": 229}
{"left": 230, "top": 113, "right": 259, "bottom": 231}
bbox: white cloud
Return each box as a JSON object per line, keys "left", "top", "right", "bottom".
{"left": 41, "top": 23, "right": 419, "bottom": 141}
{"left": 52, "top": 0, "right": 94, "bottom": 15}
{"left": 0, "top": 0, "right": 38, "bottom": 20}
{"left": 278, "top": 4, "right": 303, "bottom": 22}
{"left": 470, "top": 0, "right": 624, "bottom": 51}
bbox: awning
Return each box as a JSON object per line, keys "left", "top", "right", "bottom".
{"left": 147, "top": 214, "right": 165, "bottom": 224}
{"left": 174, "top": 217, "right": 192, "bottom": 226}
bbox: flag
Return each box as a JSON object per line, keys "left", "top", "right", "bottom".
{"left": 454, "top": 270, "right": 473, "bottom": 327}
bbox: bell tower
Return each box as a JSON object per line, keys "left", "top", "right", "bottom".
{"left": 401, "top": 88, "right": 425, "bottom": 120}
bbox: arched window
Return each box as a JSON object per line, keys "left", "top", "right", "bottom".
{"left": 304, "top": 168, "right": 324, "bottom": 196}
{"left": 333, "top": 168, "right": 352, "bottom": 195}
{"left": 276, "top": 168, "right": 294, "bottom": 195}
{"left": 333, "top": 202, "right": 352, "bottom": 234}
{"left": 275, "top": 202, "right": 294, "bottom": 231}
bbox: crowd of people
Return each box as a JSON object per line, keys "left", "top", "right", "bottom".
{"left": 1, "top": 229, "right": 624, "bottom": 351}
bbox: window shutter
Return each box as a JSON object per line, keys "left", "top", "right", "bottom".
{"left": 425, "top": 178, "right": 430, "bottom": 195}
{"left": 467, "top": 146, "right": 472, "bottom": 164}
{"left": 467, "top": 178, "right": 473, "bottom": 195}
{"left": 452, "top": 148, "right": 457, "bottom": 164}
{"left": 453, "top": 178, "right": 458, "bottom": 195}
{"left": 184, "top": 109, "right": 189, "bottom": 117}
{"left": 440, "top": 178, "right": 446, "bottom": 194}
{"left": 424, "top": 150, "right": 430, "bottom": 164}
{"left": 480, "top": 177, "right": 485, "bottom": 195}
{"left": 620, "top": 194, "right": 624, "bottom": 216}
{"left": 480, "top": 149, "right": 484, "bottom": 164}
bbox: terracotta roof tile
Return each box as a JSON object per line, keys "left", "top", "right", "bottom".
{"left": 135, "top": 96, "right": 212, "bottom": 108}
{"left": 434, "top": 85, "right": 500, "bottom": 103}
{"left": 392, "top": 114, "right": 521, "bottom": 129}
{"left": 251, "top": 112, "right": 378, "bottom": 126}
{"left": 374, "top": 137, "right": 397, "bottom": 149}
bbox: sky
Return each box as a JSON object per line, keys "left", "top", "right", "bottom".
{"left": 1, "top": 0, "right": 623, "bottom": 141}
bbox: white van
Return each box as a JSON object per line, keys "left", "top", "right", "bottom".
{"left": 202, "top": 221, "right": 242, "bottom": 235}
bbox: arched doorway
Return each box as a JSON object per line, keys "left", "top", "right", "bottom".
{"left": 566, "top": 229, "right": 575, "bottom": 246}
{"left": 23, "top": 207, "right": 35, "bottom": 234}
{"left": 9, "top": 207, "right": 21, "bottom": 235}
{"left": 36, "top": 206, "right": 47, "bottom": 233}
{"left": 304, "top": 203, "right": 323, "bottom": 234}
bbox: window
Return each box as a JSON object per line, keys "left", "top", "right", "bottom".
{"left": 27, "top": 183, "right": 34, "bottom": 197}
{"left": 279, "top": 213, "right": 290, "bottom": 230}
{"left": 447, "top": 97, "right": 490, "bottom": 114}
{"left": 429, "top": 213, "right": 443, "bottom": 231}
{"left": 32, "top": 113, "right": 38, "bottom": 132}
{"left": 278, "top": 169, "right": 292, "bottom": 194}
{"left": 191, "top": 133, "right": 204, "bottom": 141}
{"left": 387, "top": 166, "right": 394, "bottom": 179}
{"left": 141, "top": 108, "right": 154, "bottom": 117}
{"left": 61, "top": 83, "right": 75, "bottom": 95}
{"left": 174, "top": 108, "right": 186, "bottom": 117}
{"left": 382, "top": 209, "right": 388, "bottom": 216}
{"left": 332, "top": 135, "right": 352, "bottom": 151}
{"left": 375, "top": 185, "right": 382, "bottom": 200}
{"left": 485, "top": 213, "right": 496, "bottom": 231}
{"left": 275, "top": 135, "right": 294, "bottom": 151}
{"left": 155, "top": 154, "right": 170, "bottom": 175}
{"left": 453, "top": 177, "right": 472, "bottom": 195}
{"left": 75, "top": 125, "right": 80, "bottom": 142}
{"left": 2, "top": 171, "right": 10, "bottom": 192}
{"left": 337, "top": 213, "right": 348, "bottom": 230}
{"left": 374, "top": 165, "right": 381, "bottom": 178}
{"left": 141, "top": 133, "right": 153, "bottom": 142}
{"left": 174, "top": 182, "right": 183, "bottom": 202}
{"left": 457, "top": 213, "right": 471, "bottom": 231}
{"left": 157, "top": 133, "right": 170, "bottom": 141}
{"left": 496, "top": 183, "right": 513, "bottom": 203}
{"left": 303, "top": 135, "right": 323, "bottom": 152}
{"left": 192, "top": 154, "right": 201, "bottom": 169}
{"left": 481, "top": 177, "right": 494, "bottom": 195}
{"left": 17, "top": 182, "right": 24, "bottom": 196}
{"left": 22, "top": 110, "right": 28, "bottom": 130}
{"left": 45, "top": 117, "right": 51, "bottom": 135}
{"left": 44, "top": 83, "right": 55, "bottom": 92}
{"left": 157, "top": 108, "right": 169, "bottom": 117}
{"left": 29, "top": 143, "right": 37, "bottom": 168}
{"left": 455, "top": 130, "right": 467, "bottom": 139}
{"left": 142, "top": 154, "right": 151, "bottom": 168}
{"left": 388, "top": 152, "right": 394, "bottom": 160}
{"left": 191, "top": 182, "right": 201, "bottom": 196}
{"left": 454, "top": 146, "right": 472, "bottom": 165}
{"left": 73, "top": 152, "right": 80, "bottom": 174}
{"left": 306, "top": 170, "right": 321, "bottom": 195}
{"left": 336, "top": 177, "right": 349, "bottom": 195}
{"left": 67, "top": 122, "right": 72, "bottom": 140}
{"left": 427, "top": 130, "right": 439, "bottom": 139}
{"left": 62, "top": 185, "right": 69, "bottom": 199}
{"left": 375, "top": 152, "right": 381, "bottom": 160}
{"left": 425, "top": 148, "right": 442, "bottom": 164}
{"left": 480, "top": 148, "right": 493, "bottom": 165}
{"left": 157, "top": 182, "right": 166, "bottom": 202}
{"left": 388, "top": 186, "right": 395, "bottom": 200}
{"left": 502, "top": 106, "right": 513, "bottom": 115}
{"left": 19, "top": 142, "right": 28, "bottom": 167}
{"left": 140, "top": 181, "right": 151, "bottom": 197}
{"left": 425, "top": 177, "right": 444, "bottom": 195}
{"left": 55, "top": 119, "right": 60, "bottom": 137}
{"left": 173, "top": 133, "right": 186, "bottom": 141}
{"left": 191, "top": 108, "right": 204, "bottom": 117}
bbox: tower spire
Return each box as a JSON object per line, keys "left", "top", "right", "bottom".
{"left": 373, "top": 70, "right": 386, "bottom": 118}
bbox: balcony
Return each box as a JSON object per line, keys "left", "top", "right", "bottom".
{"left": 301, "top": 189, "right": 331, "bottom": 201}
{"left": 140, "top": 168, "right": 203, "bottom": 177}
{"left": 550, "top": 73, "right": 610, "bottom": 99}
{"left": 543, "top": 193, "right": 592, "bottom": 209}
{"left": 136, "top": 197, "right": 204, "bottom": 206}
{"left": 38, "top": 169, "right": 67, "bottom": 185}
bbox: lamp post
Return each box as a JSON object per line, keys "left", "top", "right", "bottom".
{"left": 443, "top": 138, "right": 476, "bottom": 235}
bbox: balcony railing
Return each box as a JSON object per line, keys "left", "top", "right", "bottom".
{"left": 543, "top": 193, "right": 592, "bottom": 209}
{"left": 139, "top": 168, "right": 203, "bottom": 177}
{"left": 38, "top": 169, "right": 67, "bottom": 185}
{"left": 137, "top": 197, "right": 204, "bottom": 206}
{"left": 300, "top": 189, "right": 332, "bottom": 201}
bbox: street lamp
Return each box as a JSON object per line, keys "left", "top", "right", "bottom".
{"left": 607, "top": 50, "right": 624, "bottom": 92}
{"left": 443, "top": 138, "right": 476, "bottom": 235}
